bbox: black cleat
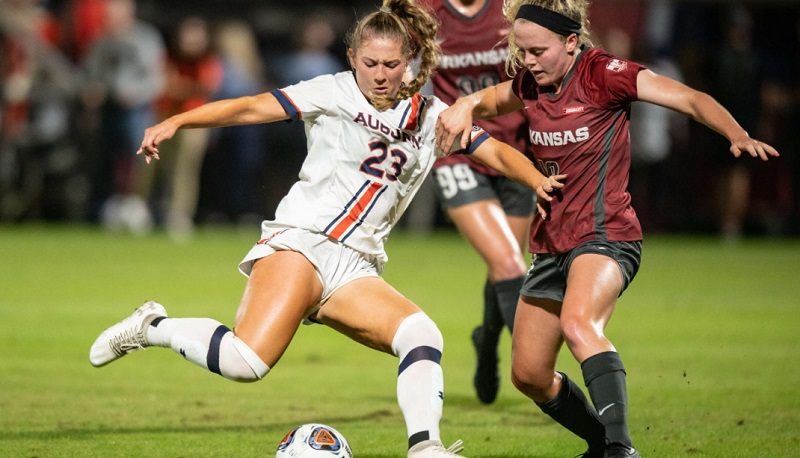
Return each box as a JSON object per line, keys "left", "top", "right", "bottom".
{"left": 472, "top": 326, "right": 500, "bottom": 404}
{"left": 574, "top": 448, "right": 604, "bottom": 458}
{"left": 605, "top": 445, "right": 641, "bottom": 458}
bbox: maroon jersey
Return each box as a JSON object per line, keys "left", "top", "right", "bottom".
{"left": 424, "top": 0, "right": 530, "bottom": 175}
{"left": 512, "top": 47, "right": 645, "bottom": 254}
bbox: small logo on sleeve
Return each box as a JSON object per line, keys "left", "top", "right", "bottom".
{"left": 606, "top": 59, "right": 628, "bottom": 72}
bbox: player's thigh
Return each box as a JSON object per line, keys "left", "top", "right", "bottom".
{"left": 506, "top": 213, "right": 532, "bottom": 250}
{"left": 512, "top": 295, "right": 564, "bottom": 382}
{"left": 562, "top": 253, "right": 624, "bottom": 329}
{"left": 495, "top": 176, "right": 535, "bottom": 249}
{"left": 447, "top": 200, "right": 528, "bottom": 279}
{"left": 234, "top": 251, "right": 324, "bottom": 367}
{"left": 314, "top": 276, "right": 422, "bottom": 355}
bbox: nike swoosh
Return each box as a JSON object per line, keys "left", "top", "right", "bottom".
{"left": 598, "top": 403, "right": 616, "bottom": 416}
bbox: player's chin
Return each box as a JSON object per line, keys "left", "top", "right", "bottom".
{"left": 531, "top": 72, "right": 551, "bottom": 85}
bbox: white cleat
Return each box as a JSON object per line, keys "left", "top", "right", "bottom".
{"left": 408, "top": 440, "right": 465, "bottom": 458}
{"left": 89, "top": 301, "right": 167, "bottom": 367}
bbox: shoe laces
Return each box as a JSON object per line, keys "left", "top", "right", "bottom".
{"left": 446, "top": 440, "right": 464, "bottom": 455}
{"left": 108, "top": 326, "right": 146, "bottom": 357}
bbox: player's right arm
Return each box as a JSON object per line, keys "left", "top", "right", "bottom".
{"left": 435, "top": 80, "right": 524, "bottom": 153}
{"left": 470, "top": 136, "right": 565, "bottom": 210}
{"left": 138, "top": 92, "right": 288, "bottom": 162}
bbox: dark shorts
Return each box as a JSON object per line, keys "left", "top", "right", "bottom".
{"left": 520, "top": 240, "right": 643, "bottom": 302}
{"left": 432, "top": 163, "right": 535, "bottom": 217}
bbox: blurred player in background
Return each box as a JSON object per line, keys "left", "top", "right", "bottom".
{"left": 421, "top": 0, "right": 534, "bottom": 405}
{"left": 88, "top": 1, "right": 563, "bottom": 456}
{"left": 435, "top": 0, "right": 779, "bottom": 456}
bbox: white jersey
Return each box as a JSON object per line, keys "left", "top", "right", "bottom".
{"left": 266, "top": 71, "right": 489, "bottom": 264}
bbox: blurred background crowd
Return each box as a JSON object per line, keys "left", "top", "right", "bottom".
{"left": 1, "top": 0, "right": 798, "bottom": 242}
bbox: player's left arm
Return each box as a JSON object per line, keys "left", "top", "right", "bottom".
{"left": 636, "top": 69, "right": 779, "bottom": 161}
{"left": 470, "top": 137, "right": 566, "bottom": 204}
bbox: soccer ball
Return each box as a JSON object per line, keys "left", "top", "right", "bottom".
{"left": 276, "top": 423, "right": 353, "bottom": 457}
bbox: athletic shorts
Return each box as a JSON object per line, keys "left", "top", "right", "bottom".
{"left": 520, "top": 240, "right": 642, "bottom": 302}
{"left": 238, "top": 226, "right": 381, "bottom": 324}
{"left": 432, "top": 163, "right": 535, "bottom": 217}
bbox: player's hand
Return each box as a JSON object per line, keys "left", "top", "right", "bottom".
{"left": 729, "top": 134, "right": 779, "bottom": 161}
{"left": 137, "top": 119, "right": 179, "bottom": 164}
{"left": 536, "top": 174, "right": 566, "bottom": 201}
{"left": 536, "top": 201, "right": 548, "bottom": 219}
{"left": 534, "top": 174, "right": 566, "bottom": 219}
{"left": 436, "top": 98, "right": 477, "bottom": 153}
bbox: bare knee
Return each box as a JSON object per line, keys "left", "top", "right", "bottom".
{"left": 510, "top": 364, "right": 558, "bottom": 403}
{"left": 561, "top": 314, "right": 612, "bottom": 362}
{"left": 487, "top": 251, "right": 527, "bottom": 281}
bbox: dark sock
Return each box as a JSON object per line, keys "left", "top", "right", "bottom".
{"left": 582, "top": 351, "right": 632, "bottom": 448}
{"left": 480, "top": 280, "right": 504, "bottom": 343}
{"left": 493, "top": 275, "right": 523, "bottom": 333}
{"left": 536, "top": 372, "right": 605, "bottom": 452}
{"left": 408, "top": 430, "right": 430, "bottom": 449}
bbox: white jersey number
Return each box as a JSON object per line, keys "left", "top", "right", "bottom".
{"left": 434, "top": 163, "right": 479, "bottom": 199}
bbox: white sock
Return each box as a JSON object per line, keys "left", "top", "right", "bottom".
{"left": 392, "top": 312, "right": 444, "bottom": 448}
{"left": 146, "top": 317, "right": 270, "bottom": 382}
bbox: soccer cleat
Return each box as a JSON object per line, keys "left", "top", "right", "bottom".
{"left": 605, "top": 445, "right": 641, "bottom": 458}
{"left": 89, "top": 301, "right": 167, "bottom": 367}
{"left": 471, "top": 326, "right": 500, "bottom": 404}
{"left": 408, "top": 440, "right": 465, "bottom": 457}
{"left": 575, "top": 449, "right": 604, "bottom": 458}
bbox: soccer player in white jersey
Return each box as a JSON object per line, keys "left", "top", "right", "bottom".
{"left": 88, "top": 1, "right": 564, "bottom": 456}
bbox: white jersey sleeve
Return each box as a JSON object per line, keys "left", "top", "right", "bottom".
{"left": 265, "top": 71, "right": 489, "bottom": 264}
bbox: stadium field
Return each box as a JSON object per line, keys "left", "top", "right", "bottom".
{"left": 1, "top": 224, "right": 798, "bottom": 457}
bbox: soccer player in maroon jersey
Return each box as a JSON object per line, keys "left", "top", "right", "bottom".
{"left": 420, "top": 0, "right": 534, "bottom": 405}
{"left": 435, "top": 1, "right": 779, "bottom": 457}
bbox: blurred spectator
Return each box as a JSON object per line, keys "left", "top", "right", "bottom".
{"left": 746, "top": 10, "right": 795, "bottom": 237}
{"left": 711, "top": 6, "right": 763, "bottom": 242}
{"left": 80, "top": 0, "right": 164, "bottom": 234}
{"left": 274, "top": 15, "right": 344, "bottom": 85}
{"left": 1, "top": 0, "right": 82, "bottom": 221}
{"left": 604, "top": 21, "right": 688, "bottom": 232}
{"left": 139, "top": 16, "right": 222, "bottom": 240}
{"left": 199, "top": 19, "right": 270, "bottom": 226}
{"left": 629, "top": 48, "right": 687, "bottom": 233}
{"left": 58, "top": 0, "right": 107, "bottom": 63}
{"left": 601, "top": 26, "right": 688, "bottom": 233}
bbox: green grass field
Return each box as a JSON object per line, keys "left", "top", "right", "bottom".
{"left": 1, "top": 224, "right": 799, "bottom": 457}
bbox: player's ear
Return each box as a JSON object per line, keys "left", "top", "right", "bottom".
{"left": 347, "top": 48, "right": 356, "bottom": 69}
{"left": 565, "top": 33, "right": 579, "bottom": 53}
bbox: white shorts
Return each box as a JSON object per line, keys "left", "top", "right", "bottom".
{"left": 238, "top": 225, "right": 382, "bottom": 324}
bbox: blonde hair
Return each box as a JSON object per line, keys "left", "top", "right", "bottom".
{"left": 346, "top": 0, "right": 440, "bottom": 111}
{"left": 214, "top": 20, "right": 266, "bottom": 85}
{"left": 503, "top": 0, "right": 593, "bottom": 76}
